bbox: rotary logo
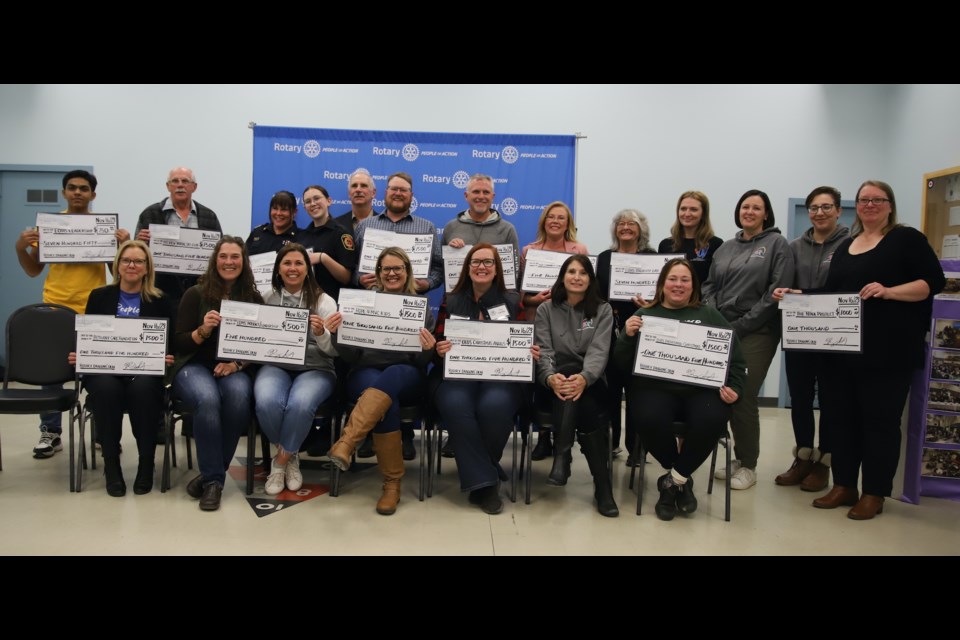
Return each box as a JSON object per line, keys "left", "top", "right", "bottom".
{"left": 303, "top": 140, "right": 321, "bottom": 158}
{"left": 499, "top": 198, "right": 519, "bottom": 216}
{"left": 410, "top": 197, "right": 419, "bottom": 213}
{"left": 402, "top": 144, "right": 420, "bottom": 162}
{"left": 501, "top": 146, "right": 519, "bottom": 164}
{"left": 452, "top": 171, "right": 470, "bottom": 189}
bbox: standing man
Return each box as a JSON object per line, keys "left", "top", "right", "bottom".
{"left": 334, "top": 170, "right": 379, "bottom": 234}
{"left": 355, "top": 172, "right": 444, "bottom": 294}
{"left": 443, "top": 173, "right": 519, "bottom": 263}
{"left": 246, "top": 190, "right": 300, "bottom": 255}
{"left": 135, "top": 167, "right": 222, "bottom": 306}
{"left": 15, "top": 169, "right": 131, "bottom": 458}
{"left": 297, "top": 184, "right": 356, "bottom": 301}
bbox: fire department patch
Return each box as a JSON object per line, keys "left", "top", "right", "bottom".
{"left": 342, "top": 234, "right": 355, "bottom": 251}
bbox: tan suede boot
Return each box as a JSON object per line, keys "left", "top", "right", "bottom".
{"left": 774, "top": 446, "right": 814, "bottom": 486}
{"left": 373, "top": 431, "right": 404, "bottom": 515}
{"left": 327, "top": 388, "right": 393, "bottom": 471}
{"left": 801, "top": 451, "right": 831, "bottom": 492}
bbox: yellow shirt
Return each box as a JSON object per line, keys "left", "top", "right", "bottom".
{"left": 40, "top": 211, "right": 108, "bottom": 313}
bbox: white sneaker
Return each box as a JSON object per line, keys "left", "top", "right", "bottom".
{"left": 284, "top": 454, "right": 302, "bottom": 491}
{"left": 264, "top": 463, "right": 286, "bottom": 496}
{"left": 714, "top": 459, "right": 742, "bottom": 480}
{"left": 729, "top": 466, "right": 757, "bottom": 490}
{"left": 33, "top": 428, "right": 63, "bottom": 458}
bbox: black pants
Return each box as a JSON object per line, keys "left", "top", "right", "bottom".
{"left": 605, "top": 357, "right": 629, "bottom": 448}
{"left": 535, "top": 379, "right": 608, "bottom": 435}
{"left": 820, "top": 359, "right": 913, "bottom": 496}
{"left": 784, "top": 351, "right": 831, "bottom": 452}
{"left": 85, "top": 375, "right": 165, "bottom": 459}
{"left": 628, "top": 386, "right": 729, "bottom": 478}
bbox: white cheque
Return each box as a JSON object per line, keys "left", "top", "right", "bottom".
{"left": 609, "top": 253, "right": 684, "bottom": 301}
{"left": 633, "top": 318, "right": 733, "bottom": 389}
{"left": 250, "top": 251, "right": 277, "bottom": 297}
{"left": 443, "top": 320, "right": 534, "bottom": 382}
{"left": 338, "top": 289, "right": 428, "bottom": 352}
{"left": 358, "top": 228, "right": 433, "bottom": 279}
{"left": 779, "top": 293, "right": 862, "bottom": 353}
{"left": 521, "top": 249, "right": 597, "bottom": 292}
{"left": 75, "top": 315, "right": 168, "bottom": 376}
{"left": 37, "top": 213, "right": 117, "bottom": 263}
{"left": 443, "top": 244, "right": 517, "bottom": 292}
{"left": 217, "top": 300, "right": 309, "bottom": 366}
{"left": 149, "top": 225, "right": 221, "bottom": 275}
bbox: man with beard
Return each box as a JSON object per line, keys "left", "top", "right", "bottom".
{"left": 335, "top": 170, "right": 379, "bottom": 235}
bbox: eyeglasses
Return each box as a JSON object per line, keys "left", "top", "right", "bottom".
{"left": 379, "top": 265, "right": 406, "bottom": 274}
{"left": 302, "top": 197, "right": 327, "bottom": 205}
{"left": 120, "top": 258, "right": 146, "bottom": 267}
{"left": 387, "top": 186, "right": 411, "bottom": 193}
{"left": 616, "top": 221, "right": 638, "bottom": 227}
{"left": 808, "top": 204, "right": 836, "bottom": 214}
{"left": 469, "top": 259, "right": 495, "bottom": 268}
{"left": 856, "top": 197, "right": 890, "bottom": 206}
{"left": 168, "top": 178, "right": 194, "bottom": 185}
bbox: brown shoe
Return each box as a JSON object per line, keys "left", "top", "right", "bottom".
{"left": 800, "top": 461, "right": 830, "bottom": 492}
{"left": 328, "top": 388, "right": 393, "bottom": 471}
{"left": 848, "top": 494, "right": 884, "bottom": 520}
{"left": 775, "top": 458, "right": 815, "bottom": 486}
{"left": 373, "top": 431, "right": 404, "bottom": 515}
{"left": 812, "top": 485, "right": 859, "bottom": 509}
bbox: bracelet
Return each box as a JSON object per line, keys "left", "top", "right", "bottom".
{"left": 197, "top": 327, "right": 210, "bottom": 340}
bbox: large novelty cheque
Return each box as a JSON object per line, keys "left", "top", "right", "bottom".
{"left": 37, "top": 213, "right": 118, "bottom": 263}
{"left": 608, "top": 253, "right": 684, "bottom": 301}
{"left": 74, "top": 315, "right": 168, "bottom": 376}
{"left": 338, "top": 289, "right": 428, "bottom": 353}
{"left": 443, "top": 244, "right": 517, "bottom": 292}
{"left": 521, "top": 249, "right": 597, "bottom": 292}
{"left": 779, "top": 293, "right": 862, "bottom": 352}
{"left": 149, "top": 225, "right": 221, "bottom": 275}
{"left": 632, "top": 316, "right": 733, "bottom": 389}
{"left": 358, "top": 228, "right": 433, "bottom": 279}
{"left": 216, "top": 300, "right": 309, "bottom": 366}
{"left": 443, "top": 320, "right": 534, "bottom": 382}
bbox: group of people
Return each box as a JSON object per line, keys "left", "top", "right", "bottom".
{"left": 15, "top": 168, "right": 944, "bottom": 523}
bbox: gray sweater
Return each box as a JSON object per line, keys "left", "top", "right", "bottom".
{"left": 790, "top": 225, "right": 850, "bottom": 290}
{"left": 534, "top": 299, "right": 613, "bottom": 388}
{"left": 701, "top": 227, "right": 795, "bottom": 336}
{"left": 262, "top": 289, "right": 338, "bottom": 374}
{"left": 442, "top": 210, "right": 519, "bottom": 258}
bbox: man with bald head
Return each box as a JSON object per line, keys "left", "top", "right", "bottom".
{"left": 334, "top": 170, "right": 379, "bottom": 235}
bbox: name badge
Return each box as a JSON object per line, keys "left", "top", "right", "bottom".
{"left": 487, "top": 304, "right": 510, "bottom": 321}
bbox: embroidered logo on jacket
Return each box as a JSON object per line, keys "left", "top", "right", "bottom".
{"left": 750, "top": 246, "right": 767, "bottom": 259}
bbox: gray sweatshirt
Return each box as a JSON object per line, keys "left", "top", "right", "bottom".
{"left": 701, "top": 227, "right": 795, "bottom": 336}
{"left": 534, "top": 299, "right": 613, "bottom": 388}
{"left": 790, "top": 225, "right": 850, "bottom": 290}
{"left": 262, "top": 288, "right": 338, "bottom": 374}
{"left": 442, "top": 210, "right": 519, "bottom": 258}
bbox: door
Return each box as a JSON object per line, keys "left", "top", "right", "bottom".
{"left": 0, "top": 168, "right": 77, "bottom": 366}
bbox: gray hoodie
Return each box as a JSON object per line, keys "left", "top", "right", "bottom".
{"left": 442, "top": 210, "right": 519, "bottom": 257}
{"left": 790, "top": 225, "right": 850, "bottom": 290}
{"left": 701, "top": 227, "right": 795, "bottom": 336}
{"left": 534, "top": 300, "right": 613, "bottom": 388}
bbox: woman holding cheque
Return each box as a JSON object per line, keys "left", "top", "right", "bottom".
{"left": 433, "top": 243, "right": 535, "bottom": 515}
{"left": 326, "top": 247, "right": 436, "bottom": 515}
{"left": 614, "top": 258, "right": 746, "bottom": 521}
{"left": 172, "top": 236, "right": 263, "bottom": 511}
{"left": 774, "top": 181, "right": 944, "bottom": 520}
{"left": 70, "top": 240, "right": 175, "bottom": 497}
{"left": 535, "top": 254, "right": 617, "bottom": 516}
{"left": 255, "top": 243, "right": 338, "bottom": 496}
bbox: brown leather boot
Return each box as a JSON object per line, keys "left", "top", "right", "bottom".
{"left": 812, "top": 485, "right": 859, "bottom": 509}
{"left": 327, "top": 388, "right": 393, "bottom": 471}
{"left": 373, "top": 431, "right": 404, "bottom": 515}
{"left": 775, "top": 446, "right": 815, "bottom": 486}
{"left": 848, "top": 494, "right": 884, "bottom": 520}
{"left": 801, "top": 452, "right": 831, "bottom": 492}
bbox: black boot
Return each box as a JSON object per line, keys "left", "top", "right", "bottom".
{"left": 578, "top": 428, "right": 619, "bottom": 517}
{"left": 675, "top": 476, "right": 697, "bottom": 515}
{"left": 547, "top": 401, "right": 576, "bottom": 486}
{"left": 531, "top": 430, "right": 553, "bottom": 461}
{"left": 655, "top": 473, "right": 678, "bottom": 521}
{"left": 134, "top": 456, "right": 155, "bottom": 495}
{"left": 104, "top": 455, "right": 126, "bottom": 497}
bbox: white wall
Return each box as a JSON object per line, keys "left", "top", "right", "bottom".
{"left": 3, "top": 83, "right": 959, "bottom": 394}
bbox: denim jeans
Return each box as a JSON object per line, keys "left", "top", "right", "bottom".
{"left": 434, "top": 380, "right": 522, "bottom": 492}
{"left": 40, "top": 384, "right": 65, "bottom": 433}
{"left": 254, "top": 365, "right": 336, "bottom": 454}
{"left": 173, "top": 363, "right": 252, "bottom": 487}
{"left": 346, "top": 365, "right": 424, "bottom": 433}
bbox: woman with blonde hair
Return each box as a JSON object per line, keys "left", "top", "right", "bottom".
{"left": 658, "top": 191, "right": 723, "bottom": 288}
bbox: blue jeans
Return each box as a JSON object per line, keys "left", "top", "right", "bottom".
{"left": 173, "top": 363, "right": 253, "bottom": 487}
{"left": 254, "top": 366, "right": 336, "bottom": 454}
{"left": 434, "top": 380, "right": 522, "bottom": 492}
{"left": 346, "top": 365, "right": 424, "bottom": 433}
{"left": 40, "top": 384, "right": 65, "bottom": 433}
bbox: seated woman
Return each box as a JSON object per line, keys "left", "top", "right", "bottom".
{"left": 535, "top": 254, "right": 617, "bottom": 517}
{"left": 433, "top": 243, "right": 536, "bottom": 515}
{"left": 255, "top": 243, "right": 338, "bottom": 496}
{"left": 326, "top": 247, "right": 437, "bottom": 515}
{"left": 614, "top": 258, "right": 746, "bottom": 521}
{"left": 171, "top": 236, "right": 263, "bottom": 512}
{"left": 71, "top": 240, "right": 175, "bottom": 497}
